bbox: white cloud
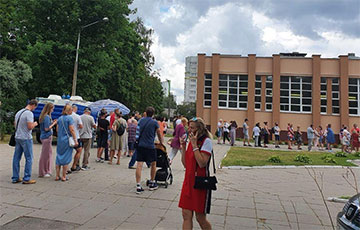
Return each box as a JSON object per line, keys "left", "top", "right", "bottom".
{"left": 132, "top": 1, "right": 360, "bottom": 104}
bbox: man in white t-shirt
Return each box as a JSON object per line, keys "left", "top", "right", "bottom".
{"left": 12, "top": 99, "right": 38, "bottom": 184}
{"left": 70, "top": 105, "right": 83, "bottom": 172}
{"left": 253, "top": 123, "right": 261, "bottom": 147}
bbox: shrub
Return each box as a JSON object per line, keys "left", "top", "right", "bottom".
{"left": 354, "top": 152, "right": 360, "bottom": 157}
{"left": 322, "top": 154, "right": 337, "bottom": 164}
{"left": 294, "top": 154, "right": 312, "bottom": 163}
{"left": 268, "top": 155, "right": 281, "bottom": 163}
{"left": 335, "top": 152, "right": 347, "bottom": 157}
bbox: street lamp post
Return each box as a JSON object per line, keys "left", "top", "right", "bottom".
{"left": 167, "top": 79, "right": 171, "bottom": 119}
{"left": 71, "top": 17, "right": 109, "bottom": 96}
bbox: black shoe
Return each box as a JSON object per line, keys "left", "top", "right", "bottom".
{"left": 66, "top": 170, "right": 72, "bottom": 174}
{"left": 128, "top": 166, "right": 136, "bottom": 169}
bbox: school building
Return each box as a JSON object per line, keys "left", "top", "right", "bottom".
{"left": 196, "top": 52, "right": 360, "bottom": 139}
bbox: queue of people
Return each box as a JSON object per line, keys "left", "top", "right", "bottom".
{"left": 216, "top": 117, "right": 360, "bottom": 153}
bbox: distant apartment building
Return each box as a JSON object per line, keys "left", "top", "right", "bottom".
{"left": 161, "top": 80, "right": 170, "bottom": 96}
{"left": 184, "top": 56, "right": 198, "bottom": 103}
{"left": 196, "top": 52, "right": 360, "bottom": 139}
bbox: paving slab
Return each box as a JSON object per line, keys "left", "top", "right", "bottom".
{"left": 0, "top": 140, "right": 359, "bottom": 229}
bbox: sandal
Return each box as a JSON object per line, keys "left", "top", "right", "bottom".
{"left": 55, "top": 177, "right": 60, "bottom": 181}
{"left": 61, "top": 177, "right": 69, "bottom": 182}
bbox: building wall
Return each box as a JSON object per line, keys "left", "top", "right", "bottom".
{"left": 184, "top": 56, "right": 198, "bottom": 103}
{"left": 197, "top": 53, "right": 360, "bottom": 137}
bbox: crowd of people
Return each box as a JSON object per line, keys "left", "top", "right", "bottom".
{"left": 11, "top": 100, "right": 213, "bottom": 229}
{"left": 216, "top": 118, "right": 360, "bottom": 153}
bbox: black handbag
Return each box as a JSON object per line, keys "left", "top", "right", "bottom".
{"left": 194, "top": 150, "right": 218, "bottom": 191}
{"left": 9, "top": 109, "right": 27, "bottom": 147}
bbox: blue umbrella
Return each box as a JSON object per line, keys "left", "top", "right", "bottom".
{"left": 89, "top": 99, "right": 130, "bottom": 119}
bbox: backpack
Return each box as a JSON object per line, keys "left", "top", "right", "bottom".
{"left": 116, "top": 123, "right": 126, "bottom": 136}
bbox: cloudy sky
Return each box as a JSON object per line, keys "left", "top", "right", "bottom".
{"left": 130, "top": 0, "right": 360, "bottom": 103}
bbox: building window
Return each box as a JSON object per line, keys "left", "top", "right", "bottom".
{"left": 349, "top": 78, "right": 360, "bottom": 116}
{"left": 265, "top": 76, "right": 273, "bottom": 111}
{"left": 320, "top": 77, "right": 327, "bottom": 114}
{"left": 255, "top": 76, "right": 261, "bottom": 110}
{"left": 332, "top": 78, "right": 340, "bottom": 114}
{"left": 204, "top": 74, "right": 212, "bottom": 107}
{"left": 280, "top": 76, "right": 312, "bottom": 113}
{"left": 218, "top": 74, "right": 248, "bottom": 109}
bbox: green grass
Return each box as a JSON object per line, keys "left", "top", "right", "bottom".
{"left": 221, "top": 147, "right": 360, "bottom": 167}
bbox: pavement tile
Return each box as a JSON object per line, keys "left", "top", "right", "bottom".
{"left": 141, "top": 199, "right": 172, "bottom": 210}
{"left": 227, "top": 207, "right": 256, "bottom": 218}
{"left": 256, "top": 210, "right": 288, "bottom": 222}
{"left": 225, "top": 216, "right": 257, "bottom": 229}
{"left": 0, "top": 204, "right": 35, "bottom": 225}
{"left": 116, "top": 221, "right": 155, "bottom": 230}
{"left": 126, "top": 213, "right": 162, "bottom": 226}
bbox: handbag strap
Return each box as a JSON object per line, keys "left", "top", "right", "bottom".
{"left": 138, "top": 118, "right": 152, "bottom": 142}
{"left": 15, "top": 109, "right": 28, "bottom": 132}
{"left": 61, "top": 116, "right": 70, "bottom": 138}
{"left": 194, "top": 138, "right": 216, "bottom": 175}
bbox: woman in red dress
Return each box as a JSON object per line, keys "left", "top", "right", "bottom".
{"left": 351, "top": 124, "right": 360, "bottom": 152}
{"left": 179, "top": 117, "right": 212, "bottom": 229}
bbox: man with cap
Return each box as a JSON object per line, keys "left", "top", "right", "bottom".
{"left": 80, "top": 108, "right": 96, "bottom": 170}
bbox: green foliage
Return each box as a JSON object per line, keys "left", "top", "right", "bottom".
{"left": 335, "top": 152, "right": 347, "bottom": 157}
{"left": 321, "top": 154, "right": 337, "bottom": 163}
{"left": 0, "top": 0, "right": 164, "bottom": 132}
{"left": 268, "top": 155, "right": 281, "bottom": 163}
{"left": 294, "top": 154, "right": 312, "bottom": 163}
{"left": 354, "top": 152, "right": 360, "bottom": 157}
{"left": 0, "top": 58, "right": 33, "bottom": 139}
{"left": 163, "top": 94, "right": 177, "bottom": 109}
{"left": 176, "top": 102, "right": 196, "bottom": 119}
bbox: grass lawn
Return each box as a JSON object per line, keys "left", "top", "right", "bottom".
{"left": 221, "top": 147, "right": 360, "bottom": 167}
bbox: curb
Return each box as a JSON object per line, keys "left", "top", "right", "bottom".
{"left": 221, "top": 165, "right": 359, "bottom": 170}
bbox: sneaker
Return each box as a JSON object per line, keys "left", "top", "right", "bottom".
{"left": 149, "top": 182, "right": 158, "bottom": 191}
{"left": 128, "top": 166, "right": 136, "bottom": 169}
{"left": 23, "top": 179, "right": 36, "bottom": 184}
{"left": 136, "top": 186, "right": 144, "bottom": 194}
{"left": 12, "top": 178, "right": 23, "bottom": 183}
{"left": 44, "top": 174, "right": 51, "bottom": 177}
{"left": 95, "top": 158, "right": 101, "bottom": 162}
{"left": 100, "top": 158, "right": 105, "bottom": 163}
{"left": 81, "top": 166, "right": 90, "bottom": 171}
{"left": 66, "top": 170, "right": 72, "bottom": 174}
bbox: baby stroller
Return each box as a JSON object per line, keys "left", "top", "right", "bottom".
{"left": 146, "top": 143, "right": 173, "bottom": 188}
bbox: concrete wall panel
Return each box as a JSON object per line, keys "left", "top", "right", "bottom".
{"left": 254, "top": 112, "right": 273, "bottom": 127}
{"left": 279, "top": 113, "right": 312, "bottom": 131}
{"left": 349, "top": 60, "right": 360, "bottom": 77}
{"left": 256, "top": 58, "right": 273, "bottom": 74}
{"left": 280, "top": 58, "right": 312, "bottom": 75}
{"left": 321, "top": 59, "right": 340, "bottom": 76}
{"left": 321, "top": 115, "right": 341, "bottom": 132}
{"left": 219, "top": 57, "right": 248, "bottom": 73}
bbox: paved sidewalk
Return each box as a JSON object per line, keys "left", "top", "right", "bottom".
{"left": 0, "top": 139, "right": 359, "bottom": 229}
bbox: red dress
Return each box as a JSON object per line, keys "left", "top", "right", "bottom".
{"left": 351, "top": 131, "right": 359, "bottom": 148}
{"left": 178, "top": 138, "right": 212, "bottom": 213}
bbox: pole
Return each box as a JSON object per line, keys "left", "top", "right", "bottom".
{"left": 167, "top": 80, "right": 170, "bottom": 119}
{"left": 71, "top": 31, "right": 81, "bottom": 96}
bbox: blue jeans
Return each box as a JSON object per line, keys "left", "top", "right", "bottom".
{"left": 12, "top": 139, "right": 33, "bottom": 182}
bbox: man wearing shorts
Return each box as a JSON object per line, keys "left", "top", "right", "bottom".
{"left": 135, "top": 107, "right": 164, "bottom": 194}
{"left": 70, "top": 105, "right": 83, "bottom": 172}
{"left": 243, "top": 118, "right": 251, "bottom": 146}
{"left": 274, "top": 122, "right": 280, "bottom": 148}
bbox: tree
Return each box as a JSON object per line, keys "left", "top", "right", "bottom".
{"left": 163, "top": 94, "right": 177, "bottom": 109}
{"left": 176, "top": 102, "right": 196, "bottom": 120}
{"left": 0, "top": 58, "right": 32, "bottom": 139}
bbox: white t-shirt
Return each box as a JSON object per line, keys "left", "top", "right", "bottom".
{"left": 71, "top": 112, "right": 83, "bottom": 139}
{"left": 15, "top": 109, "right": 34, "bottom": 140}
{"left": 274, "top": 126, "right": 280, "bottom": 136}
{"left": 80, "top": 114, "right": 95, "bottom": 139}
{"left": 223, "top": 122, "right": 230, "bottom": 133}
{"left": 253, "top": 126, "right": 260, "bottom": 136}
{"left": 200, "top": 137, "right": 213, "bottom": 155}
